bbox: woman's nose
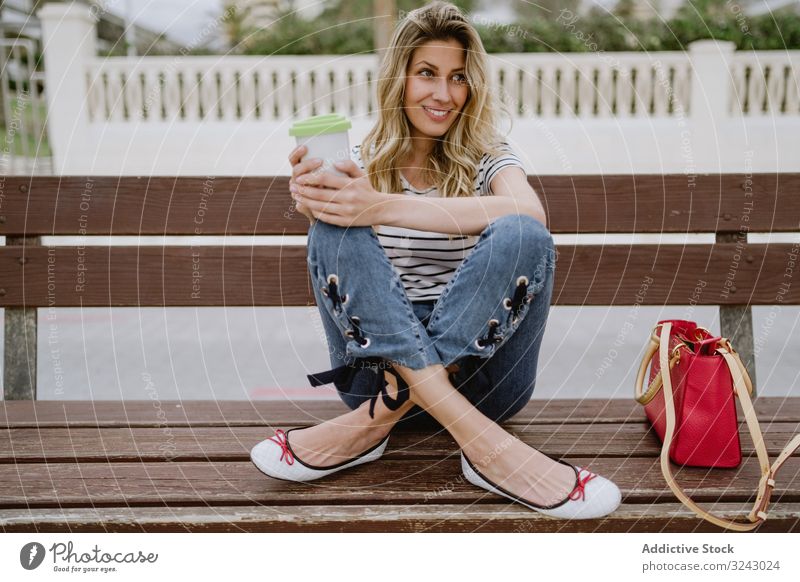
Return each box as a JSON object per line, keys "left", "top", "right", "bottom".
{"left": 431, "top": 77, "right": 453, "bottom": 104}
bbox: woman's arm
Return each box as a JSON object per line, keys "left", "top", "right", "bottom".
{"left": 378, "top": 194, "right": 536, "bottom": 235}
{"left": 291, "top": 160, "right": 547, "bottom": 233}
{"left": 379, "top": 167, "right": 547, "bottom": 235}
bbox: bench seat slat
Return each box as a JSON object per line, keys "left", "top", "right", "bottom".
{"left": 3, "top": 422, "right": 799, "bottom": 463}
{"left": 1, "top": 457, "right": 798, "bottom": 508}
{"left": 3, "top": 399, "right": 799, "bottom": 427}
{"left": 2, "top": 503, "right": 798, "bottom": 533}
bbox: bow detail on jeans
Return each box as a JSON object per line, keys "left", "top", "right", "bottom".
{"left": 307, "top": 357, "right": 409, "bottom": 419}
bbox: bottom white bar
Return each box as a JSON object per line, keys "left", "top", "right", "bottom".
{"left": 1, "top": 532, "right": 797, "bottom": 581}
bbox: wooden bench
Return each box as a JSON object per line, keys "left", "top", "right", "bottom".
{"left": 1, "top": 174, "right": 799, "bottom": 532}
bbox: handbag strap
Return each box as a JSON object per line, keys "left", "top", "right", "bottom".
{"left": 636, "top": 322, "right": 800, "bottom": 531}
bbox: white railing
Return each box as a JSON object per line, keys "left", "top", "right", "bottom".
{"left": 487, "top": 52, "right": 693, "bottom": 119}
{"left": 36, "top": 3, "right": 800, "bottom": 176}
{"left": 81, "top": 49, "right": 800, "bottom": 124}
{"left": 0, "top": 39, "right": 53, "bottom": 175}
{"left": 85, "top": 55, "right": 379, "bottom": 122}
{"left": 84, "top": 52, "right": 697, "bottom": 123}
{"left": 730, "top": 52, "right": 800, "bottom": 115}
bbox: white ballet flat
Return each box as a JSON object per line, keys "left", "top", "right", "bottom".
{"left": 250, "top": 427, "right": 390, "bottom": 482}
{"left": 461, "top": 451, "right": 622, "bottom": 519}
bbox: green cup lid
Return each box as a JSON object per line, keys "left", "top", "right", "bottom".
{"left": 289, "top": 113, "right": 352, "bottom": 137}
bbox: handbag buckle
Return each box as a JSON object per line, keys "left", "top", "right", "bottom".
{"left": 694, "top": 325, "right": 712, "bottom": 340}
{"left": 751, "top": 472, "right": 776, "bottom": 522}
{"left": 671, "top": 341, "right": 690, "bottom": 358}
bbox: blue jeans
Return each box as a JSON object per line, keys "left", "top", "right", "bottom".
{"left": 305, "top": 213, "right": 556, "bottom": 429}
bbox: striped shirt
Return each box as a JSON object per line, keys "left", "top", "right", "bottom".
{"left": 352, "top": 143, "right": 526, "bottom": 302}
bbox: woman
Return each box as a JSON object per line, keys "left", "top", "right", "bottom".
{"left": 251, "top": 1, "right": 621, "bottom": 520}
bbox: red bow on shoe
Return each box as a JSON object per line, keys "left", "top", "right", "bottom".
{"left": 568, "top": 468, "right": 597, "bottom": 501}
{"left": 268, "top": 429, "right": 295, "bottom": 465}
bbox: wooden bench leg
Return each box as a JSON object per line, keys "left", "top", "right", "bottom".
{"left": 719, "top": 305, "right": 757, "bottom": 395}
{"left": 3, "top": 236, "right": 38, "bottom": 400}
{"left": 717, "top": 233, "right": 757, "bottom": 395}
{"left": 4, "top": 308, "right": 37, "bottom": 400}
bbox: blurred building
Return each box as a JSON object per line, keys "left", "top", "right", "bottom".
{"left": 0, "top": 0, "right": 181, "bottom": 54}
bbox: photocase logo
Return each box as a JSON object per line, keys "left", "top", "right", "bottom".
{"left": 20, "top": 542, "right": 46, "bottom": 570}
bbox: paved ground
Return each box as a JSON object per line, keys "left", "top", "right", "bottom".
{"left": 2, "top": 305, "right": 796, "bottom": 401}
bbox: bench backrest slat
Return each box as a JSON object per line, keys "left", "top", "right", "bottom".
{"left": 1, "top": 243, "right": 796, "bottom": 307}
{"left": 2, "top": 174, "right": 798, "bottom": 235}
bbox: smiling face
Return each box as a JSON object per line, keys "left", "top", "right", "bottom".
{"left": 403, "top": 38, "right": 469, "bottom": 144}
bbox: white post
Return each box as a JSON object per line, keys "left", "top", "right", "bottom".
{"left": 124, "top": 0, "right": 138, "bottom": 57}
{"left": 689, "top": 39, "right": 735, "bottom": 125}
{"left": 38, "top": 2, "right": 97, "bottom": 174}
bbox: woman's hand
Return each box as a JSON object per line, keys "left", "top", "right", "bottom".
{"left": 290, "top": 158, "right": 388, "bottom": 227}
{"left": 288, "top": 144, "right": 320, "bottom": 223}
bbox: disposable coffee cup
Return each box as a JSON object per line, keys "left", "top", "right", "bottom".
{"left": 289, "top": 113, "right": 352, "bottom": 178}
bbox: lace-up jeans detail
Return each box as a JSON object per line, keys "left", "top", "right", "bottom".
{"left": 322, "top": 274, "right": 348, "bottom": 314}
{"left": 321, "top": 274, "right": 368, "bottom": 347}
{"left": 424, "top": 213, "right": 556, "bottom": 365}
{"left": 505, "top": 276, "right": 530, "bottom": 323}
{"left": 306, "top": 220, "right": 442, "bottom": 370}
{"left": 475, "top": 319, "right": 502, "bottom": 350}
{"left": 306, "top": 213, "right": 555, "bottom": 425}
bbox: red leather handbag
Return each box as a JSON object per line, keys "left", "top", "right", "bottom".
{"left": 635, "top": 319, "right": 800, "bottom": 531}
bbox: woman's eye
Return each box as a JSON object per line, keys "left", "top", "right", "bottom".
{"left": 419, "top": 69, "right": 468, "bottom": 85}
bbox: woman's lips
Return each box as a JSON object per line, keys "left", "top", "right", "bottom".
{"left": 422, "top": 106, "right": 452, "bottom": 123}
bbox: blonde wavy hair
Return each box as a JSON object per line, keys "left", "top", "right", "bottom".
{"left": 361, "top": 1, "right": 511, "bottom": 202}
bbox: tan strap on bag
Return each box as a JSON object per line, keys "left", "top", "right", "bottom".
{"left": 634, "top": 322, "right": 800, "bottom": 531}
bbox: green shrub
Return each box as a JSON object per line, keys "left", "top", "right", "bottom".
{"left": 240, "top": 3, "right": 800, "bottom": 54}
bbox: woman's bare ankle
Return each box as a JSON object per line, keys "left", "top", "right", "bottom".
{"left": 461, "top": 426, "right": 518, "bottom": 467}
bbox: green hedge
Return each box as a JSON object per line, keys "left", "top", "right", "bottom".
{"left": 241, "top": 9, "right": 800, "bottom": 55}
